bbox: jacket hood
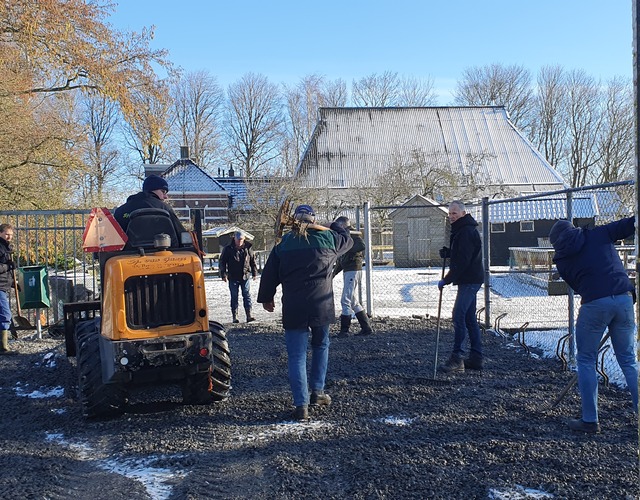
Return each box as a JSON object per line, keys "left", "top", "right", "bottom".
{"left": 550, "top": 220, "right": 585, "bottom": 258}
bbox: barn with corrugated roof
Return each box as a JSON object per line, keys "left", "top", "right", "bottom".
{"left": 295, "top": 106, "right": 567, "bottom": 203}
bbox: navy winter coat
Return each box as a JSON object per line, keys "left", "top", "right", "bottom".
{"left": 257, "top": 222, "right": 353, "bottom": 329}
{"left": 551, "top": 217, "right": 634, "bottom": 304}
{"left": 443, "top": 213, "right": 483, "bottom": 286}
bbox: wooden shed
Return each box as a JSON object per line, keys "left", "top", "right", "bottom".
{"left": 390, "top": 195, "right": 449, "bottom": 268}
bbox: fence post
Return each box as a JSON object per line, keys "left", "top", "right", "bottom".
{"left": 356, "top": 205, "right": 364, "bottom": 308}
{"left": 364, "top": 202, "right": 374, "bottom": 317}
{"left": 482, "top": 197, "right": 491, "bottom": 328}
{"left": 566, "top": 192, "right": 576, "bottom": 365}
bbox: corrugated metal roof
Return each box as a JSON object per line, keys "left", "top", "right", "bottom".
{"left": 202, "top": 226, "right": 254, "bottom": 240}
{"left": 483, "top": 197, "right": 597, "bottom": 223}
{"left": 163, "top": 160, "right": 226, "bottom": 193}
{"left": 296, "top": 107, "right": 566, "bottom": 194}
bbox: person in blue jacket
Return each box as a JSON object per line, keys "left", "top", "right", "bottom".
{"left": 258, "top": 205, "right": 353, "bottom": 421}
{"left": 438, "top": 200, "right": 484, "bottom": 373}
{"left": 550, "top": 216, "right": 638, "bottom": 434}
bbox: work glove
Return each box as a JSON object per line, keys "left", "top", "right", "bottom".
{"left": 439, "top": 247, "right": 450, "bottom": 259}
{"left": 437, "top": 279, "right": 446, "bottom": 290}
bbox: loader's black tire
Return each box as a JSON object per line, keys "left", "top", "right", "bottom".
{"left": 182, "top": 370, "right": 214, "bottom": 405}
{"left": 76, "top": 318, "right": 127, "bottom": 418}
{"left": 181, "top": 321, "right": 231, "bottom": 405}
{"left": 209, "top": 321, "right": 231, "bottom": 402}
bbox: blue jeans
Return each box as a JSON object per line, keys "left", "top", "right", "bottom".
{"left": 0, "top": 290, "right": 11, "bottom": 331}
{"left": 452, "top": 283, "right": 482, "bottom": 357}
{"left": 575, "top": 293, "right": 638, "bottom": 423}
{"left": 285, "top": 325, "right": 330, "bottom": 407}
{"left": 228, "top": 279, "right": 252, "bottom": 311}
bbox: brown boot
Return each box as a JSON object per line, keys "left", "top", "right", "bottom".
{"left": 0, "top": 330, "right": 16, "bottom": 355}
{"left": 245, "top": 307, "right": 256, "bottom": 322}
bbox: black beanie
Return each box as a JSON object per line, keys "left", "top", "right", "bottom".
{"left": 549, "top": 220, "right": 574, "bottom": 246}
{"left": 142, "top": 174, "right": 169, "bottom": 193}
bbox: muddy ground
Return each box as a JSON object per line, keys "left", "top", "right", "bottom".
{"left": 0, "top": 316, "right": 637, "bottom": 499}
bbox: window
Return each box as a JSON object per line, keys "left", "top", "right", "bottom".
{"left": 520, "top": 221, "right": 534, "bottom": 232}
{"left": 490, "top": 222, "right": 505, "bottom": 233}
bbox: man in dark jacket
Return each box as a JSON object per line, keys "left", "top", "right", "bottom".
{"left": 550, "top": 217, "right": 638, "bottom": 433}
{"left": 258, "top": 205, "right": 352, "bottom": 421}
{"left": 219, "top": 231, "right": 258, "bottom": 323}
{"left": 333, "top": 216, "right": 372, "bottom": 337}
{"left": 114, "top": 174, "right": 187, "bottom": 237}
{"left": 438, "top": 200, "right": 484, "bottom": 373}
{"left": 0, "top": 223, "right": 17, "bottom": 355}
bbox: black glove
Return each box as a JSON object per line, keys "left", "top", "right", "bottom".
{"left": 5, "top": 260, "right": 15, "bottom": 271}
{"left": 439, "top": 247, "right": 450, "bottom": 259}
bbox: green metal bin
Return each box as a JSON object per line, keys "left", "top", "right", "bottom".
{"left": 18, "top": 266, "right": 51, "bottom": 309}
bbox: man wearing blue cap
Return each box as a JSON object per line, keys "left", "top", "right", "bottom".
{"left": 258, "top": 204, "right": 353, "bottom": 421}
{"left": 550, "top": 216, "right": 638, "bottom": 433}
{"left": 114, "top": 174, "right": 187, "bottom": 236}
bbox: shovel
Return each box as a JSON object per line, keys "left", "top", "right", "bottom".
{"left": 12, "top": 269, "right": 32, "bottom": 332}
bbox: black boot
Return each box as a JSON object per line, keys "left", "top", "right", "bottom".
{"left": 464, "top": 351, "right": 483, "bottom": 370}
{"left": 338, "top": 315, "right": 351, "bottom": 338}
{"left": 355, "top": 311, "right": 373, "bottom": 335}
{"left": 245, "top": 307, "right": 255, "bottom": 323}
{"left": 231, "top": 309, "right": 239, "bottom": 324}
{"left": 439, "top": 354, "right": 464, "bottom": 373}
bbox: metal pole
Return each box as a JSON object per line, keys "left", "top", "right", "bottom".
{"left": 364, "top": 202, "right": 374, "bottom": 317}
{"left": 482, "top": 197, "right": 491, "bottom": 328}
{"left": 632, "top": 0, "right": 640, "bottom": 441}
{"left": 566, "top": 192, "right": 575, "bottom": 364}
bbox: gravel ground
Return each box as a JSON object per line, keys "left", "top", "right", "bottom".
{"left": 0, "top": 316, "right": 637, "bottom": 500}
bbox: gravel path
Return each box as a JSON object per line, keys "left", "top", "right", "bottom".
{"left": 0, "top": 316, "right": 637, "bottom": 499}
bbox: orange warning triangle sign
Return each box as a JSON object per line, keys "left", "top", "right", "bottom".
{"left": 82, "top": 207, "right": 128, "bottom": 252}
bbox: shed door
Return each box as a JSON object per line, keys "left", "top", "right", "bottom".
{"left": 408, "top": 218, "right": 430, "bottom": 265}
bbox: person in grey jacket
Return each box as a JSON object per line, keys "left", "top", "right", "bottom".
{"left": 333, "top": 216, "right": 372, "bottom": 337}
{"left": 219, "top": 231, "right": 258, "bottom": 323}
{"left": 258, "top": 205, "right": 352, "bottom": 421}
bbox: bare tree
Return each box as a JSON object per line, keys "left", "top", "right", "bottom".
{"left": 282, "top": 74, "right": 349, "bottom": 174}
{"left": 454, "top": 63, "right": 534, "bottom": 132}
{"left": 225, "top": 73, "right": 283, "bottom": 177}
{"left": 78, "top": 93, "right": 121, "bottom": 205}
{"left": 564, "top": 70, "right": 602, "bottom": 187}
{"left": 595, "top": 77, "right": 634, "bottom": 184}
{"left": 352, "top": 71, "right": 400, "bottom": 107}
{"left": 121, "top": 80, "right": 173, "bottom": 169}
{"left": 170, "top": 70, "right": 224, "bottom": 169}
{"left": 531, "top": 65, "right": 569, "bottom": 170}
{"left": 397, "top": 76, "right": 438, "bottom": 106}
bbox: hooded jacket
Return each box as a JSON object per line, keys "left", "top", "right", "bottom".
{"left": 258, "top": 222, "right": 353, "bottom": 329}
{"left": 551, "top": 217, "right": 634, "bottom": 304}
{"left": 333, "top": 230, "right": 365, "bottom": 274}
{"left": 219, "top": 240, "right": 257, "bottom": 281}
{"left": 442, "top": 213, "right": 483, "bottom": 286}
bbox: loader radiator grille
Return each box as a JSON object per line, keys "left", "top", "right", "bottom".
{"left": 124, "top": 273, "right": 196, "bottom": 329}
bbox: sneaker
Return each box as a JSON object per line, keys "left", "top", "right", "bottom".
{"left": 292, "top": 405, "right": 309, "bottom": 421}
{"left": 464, "top": 354, "right": 483, "bottom": 370}
{"left": 439, "top": 355, "right": 465, "bottom": 373}
{"left": 310, "top": 391, "right": 332, "bottom": 407}
{"left": 568, "top": 418, "right": 600, "bottom": 434}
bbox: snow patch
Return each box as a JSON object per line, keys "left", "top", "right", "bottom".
{"left": 489, "top": 485, "right": 554, "bottom": 499}
{"left": 15, "top": 385, "right": 64, "bottom": 399}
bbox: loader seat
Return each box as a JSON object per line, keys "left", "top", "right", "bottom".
{"left": 125, "top": 208, "right": 179, "bottom": 249}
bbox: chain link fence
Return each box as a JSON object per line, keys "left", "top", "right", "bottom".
{"left": 0, "top": 181, "right": 636, "bottom": 384}
{"left": 361, "top": 181, "right": 636, "bottom": 385}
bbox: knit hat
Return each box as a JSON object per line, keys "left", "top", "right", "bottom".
{"left": 549, "top": 220, "right": 574, "bottom": 246}
{"left": 142, "top": 174, "right": 169, "bottom": 193}
{"left": 294, "top": 204, "right": 315, "bottom": 223}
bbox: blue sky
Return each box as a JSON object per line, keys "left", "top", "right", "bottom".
{"left": 108, "top": 1, "right": 633, "bottom": 103}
